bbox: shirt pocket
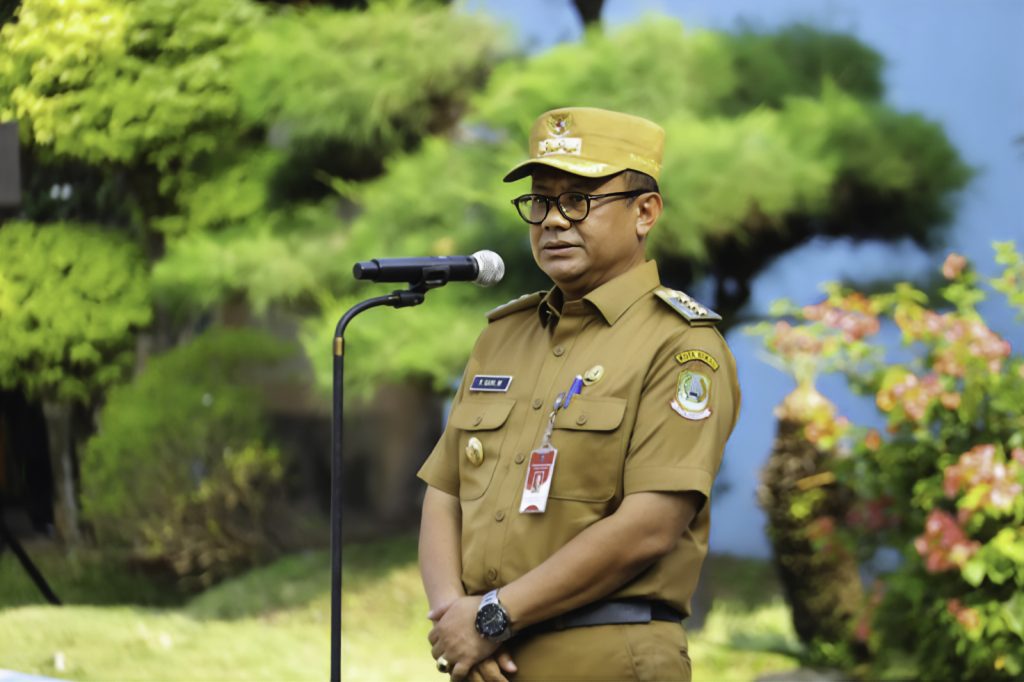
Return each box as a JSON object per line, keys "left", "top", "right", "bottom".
{"left": 549, "top": 396, "right": 628, "bottom": 503}
{"left": 449, "top": 398, "right": 516, "bottom": 501}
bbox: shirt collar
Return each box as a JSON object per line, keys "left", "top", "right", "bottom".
{"left": 536, "top": 260, "right": 661, "bottom": 327}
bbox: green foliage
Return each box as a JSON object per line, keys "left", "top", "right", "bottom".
{"left": 756, "top": 245, "right": 1024, "bottom": 680}
{"left": 724, "top": 23, "right": 884, "bottom": 110}
{"left": 82, "top": 328, "right": 293, "bottom": 585}
{"left": 0, "top": 0, "right": 261, "bottom": 182}
{"left": 231, "top": 3, "right": 502, "bottom": 157}
{"left": 0, "top": 220, "right": 151, "bottom": 403}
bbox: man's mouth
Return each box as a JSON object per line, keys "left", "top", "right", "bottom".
{"left": 542, "top": 242, "right": 579, "bottom": 253}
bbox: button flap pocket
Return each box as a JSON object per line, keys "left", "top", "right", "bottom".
{"left": 450, "top": 398, "right": 516, "bottom": 431}
{"left": 553, "top": 397, "right": 627, "bottom": 431}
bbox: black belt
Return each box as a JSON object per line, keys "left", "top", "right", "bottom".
{"left": 527, "top": 599, "right": 682, "bottom": 634}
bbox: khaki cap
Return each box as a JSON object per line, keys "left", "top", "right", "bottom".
{"left": 503, "top": 107, "right": 665, "bottom": 183}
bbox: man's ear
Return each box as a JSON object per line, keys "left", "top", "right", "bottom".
{"left": 634, "top": 192, "right": 663, "bottom": 240}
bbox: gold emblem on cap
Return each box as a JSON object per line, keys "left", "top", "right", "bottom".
{"left": 465, "top": 437, "right": 484, "bottom": 466}
{"left": 546, "top": 112, "right": 573, "bottom": 137}
{"left": 583, "top": 365, "right": 605, "bottom": 386}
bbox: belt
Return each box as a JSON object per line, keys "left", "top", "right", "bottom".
{"left": 527, "top": 599, "right": 682, "bottom": 634}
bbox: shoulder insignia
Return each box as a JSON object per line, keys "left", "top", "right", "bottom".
{"left": 486, "top": 291, "right": 546, "bottom": 322}
{"left": 654, "top": 288, "right": 722, "bottom": 326}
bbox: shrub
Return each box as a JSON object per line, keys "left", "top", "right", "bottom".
{"left": 753, "top": 242, "right": 1024, "bottom": 679}
{"left": 82, "top": 328, "right": 292, "bottom": 586}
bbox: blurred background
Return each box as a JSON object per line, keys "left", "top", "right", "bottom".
{"left": 0, "top": 0, "right": 1021, "bottom": 680}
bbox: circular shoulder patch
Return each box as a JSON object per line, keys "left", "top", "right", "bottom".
{"left": 670, "top": 370, "right": 712, "bottom": 420}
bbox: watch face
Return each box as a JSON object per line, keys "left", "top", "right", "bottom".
{"left": 475, "top": 603, "right": 509, "bottom": 638}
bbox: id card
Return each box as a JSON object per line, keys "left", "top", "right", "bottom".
{"left": 519, "top": 447, "right": 557, "bottom": 514}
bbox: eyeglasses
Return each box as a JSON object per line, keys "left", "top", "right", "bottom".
{"left": 511, "top": 190, "right": 647, "bottom": 225}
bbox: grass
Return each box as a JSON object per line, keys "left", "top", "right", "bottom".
{"left": 0, "top": 537, "right": 802, "bottom": 681}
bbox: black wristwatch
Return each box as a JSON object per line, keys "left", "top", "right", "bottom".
{"left": 475, "top": 589, "right": 514, "bottom": 642}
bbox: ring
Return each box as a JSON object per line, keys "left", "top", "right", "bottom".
{"left": 436, "top": 656, "right": 450, "bottom": 674}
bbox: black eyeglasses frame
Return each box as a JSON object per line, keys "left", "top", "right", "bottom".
{"left": 511, "top": 189, "right": 648, "bottom": 225}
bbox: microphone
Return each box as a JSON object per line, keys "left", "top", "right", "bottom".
{"left": 353, "top": 250, "right": 505, "bottom": 287}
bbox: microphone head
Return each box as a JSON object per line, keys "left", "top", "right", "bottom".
{"left": 471, "top": 250, "right": 505, "bottom": 287}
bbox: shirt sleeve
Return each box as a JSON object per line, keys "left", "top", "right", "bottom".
{"left": 623, "top": 325, "right": 740, "bottom": 500}
{"left": 417, "top": 364, "right": 472, "bottom": 496}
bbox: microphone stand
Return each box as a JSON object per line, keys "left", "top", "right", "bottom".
{"left": 330, "top": 268, "right": 450, "bottom": 682}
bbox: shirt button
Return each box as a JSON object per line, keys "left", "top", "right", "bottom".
{"left": 487, "top": 568, "right": 498, "bottom": 582}
{"left": 576, "top": 414, "right": 588, "bottom": 426}
{"left": 472, "top": 415, "right": 483, "bottom": 426}
{"left": 514, "top": 452, "right": 525, "bottom": 464}
{"left": 531, "top": 398, "right": 543, "bottom": 410}
{"left": 553, "top": 346, "right": 565, "bottom": 357}
{"left": 495, "top": 510, "right": 506, "bottom": 522}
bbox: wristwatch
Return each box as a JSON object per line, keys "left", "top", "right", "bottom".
{"left": 474, "top": 589, "right": 514, "bottom": 642}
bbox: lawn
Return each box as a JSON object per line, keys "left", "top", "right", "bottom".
{"left": 0, "top": 537, "right": 801, "bottom": 681}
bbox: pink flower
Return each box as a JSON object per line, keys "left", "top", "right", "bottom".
{"left": 942, "top": 253, "right": 968, "bottom": 280}
{"left": 914, "top": 509, "right": 980, "bottom": 573}
{"left": 944, "top": 444, "right": 1023, "bottom": 514}
{"left": 947, "top": 599, "right": 982, "bottom": 631}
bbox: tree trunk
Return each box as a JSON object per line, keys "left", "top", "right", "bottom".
{"left": 570, "top": 0, "right": 604, "bottom": 29}
{"left": 42, "top": 402, "right": 81, "bottom": 546}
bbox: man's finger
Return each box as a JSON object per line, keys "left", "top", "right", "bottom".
{"left": 428, "top": 598, "right": 456, "bottom": 622}
{"left": 477, "top": 658, "right": 509, "bottom": 682}
{"left": 496, "top": 650, "right": 517, "bottom": 675}
{"left": 430, "top": 642, "right": 443, "bottom": 659}
{"left": 451, "top": 661, "right": 471, "bottom": 682}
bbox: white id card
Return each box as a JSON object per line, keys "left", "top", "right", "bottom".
{"left": 519, "top": 447, "right": 557, "bottom": 514}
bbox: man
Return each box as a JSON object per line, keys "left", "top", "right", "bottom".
{"left": 418, "top": 107, "right": 740, "bottom": 681}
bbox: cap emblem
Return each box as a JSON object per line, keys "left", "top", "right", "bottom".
{"left": 546, "top": 112, "right": 573, "bottom": 137}
{"left": 538, "top": 137, "right": 582, "bottom": 157}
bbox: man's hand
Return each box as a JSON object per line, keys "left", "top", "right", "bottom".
{"left": 428, "top": 595, "right": 500, "bottom": 680}
{"left": 468, "top": 650, "right": 518, "bottom": 682}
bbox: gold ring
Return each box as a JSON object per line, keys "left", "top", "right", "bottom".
{"left": 436, "top": 656, "right": 450, "bottom": 674}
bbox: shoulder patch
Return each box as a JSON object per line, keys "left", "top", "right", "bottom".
{"left": 486, "top": 291, "right": 546, "bottom": 322}
{"left": 654, "top": 288, "right": 722, "bottom": 326}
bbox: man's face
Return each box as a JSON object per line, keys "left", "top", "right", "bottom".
{"left": 528, "top": 167, "right": 657, "bottom": 300}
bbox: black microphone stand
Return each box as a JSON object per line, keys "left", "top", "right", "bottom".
{"left": 330, "top": 268, "right": 451, "bottom": 682}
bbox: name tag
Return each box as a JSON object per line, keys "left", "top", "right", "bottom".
{"left": 470, "top": 375, "right": 513, "bottom": 392}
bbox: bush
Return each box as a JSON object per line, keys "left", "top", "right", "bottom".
{"left": 753, "top": 242, "right": 1024, "bottom": 679}
{"left": 82, "top": 328, "right": 293, "bottom": 586}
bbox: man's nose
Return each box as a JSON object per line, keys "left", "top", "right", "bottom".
{"left": 541, "top": 202, "right": 572, "bottom": 231}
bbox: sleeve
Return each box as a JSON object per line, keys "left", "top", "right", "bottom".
{"left": 623, "top": 325, "right": 740, "bottom": 500}
{"left": 416, "top": 363, "right": 472, "bottom": 496}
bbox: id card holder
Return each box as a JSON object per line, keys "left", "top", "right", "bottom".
{"left": 519, "top": 446, "right": 557, "bottom": 514}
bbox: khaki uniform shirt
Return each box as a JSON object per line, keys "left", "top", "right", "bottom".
{"left": 417, "top": 260, "right": 740, "bottom": 616}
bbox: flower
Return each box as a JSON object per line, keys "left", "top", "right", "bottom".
{"left": 914, "top": 509, "right": 980, "bottom": 573}
{"left": 946, "top": 598, "right": 982, "bottom": 631}
{"left": 864, "top": 429, "right": 882, "bottom": 451}
{"left": 944, "top": 444, "right": 1023, "bottom": 514}
{"left": 802, "top": 294, "right": 880, "bottom": 342}
{"left": 942, "top": 252, "right": 968, "bottom": 280}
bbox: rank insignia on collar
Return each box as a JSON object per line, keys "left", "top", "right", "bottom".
{"left": 671, "top": 370, "right": 712, "bottom": 421}
{"left": 655, "top": 288, "right": 722, "bottom": 325}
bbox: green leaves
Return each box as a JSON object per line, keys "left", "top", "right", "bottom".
{"left": 0, "top": 220, "right": 151, "bottom": 403}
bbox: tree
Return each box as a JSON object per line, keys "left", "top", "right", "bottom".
{"left": 0, "top": 221, "right": 150, "bottom": 540}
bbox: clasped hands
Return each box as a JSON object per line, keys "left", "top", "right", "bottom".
{"left": 428, "top": 595, "right": 517, "bottom": 681}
